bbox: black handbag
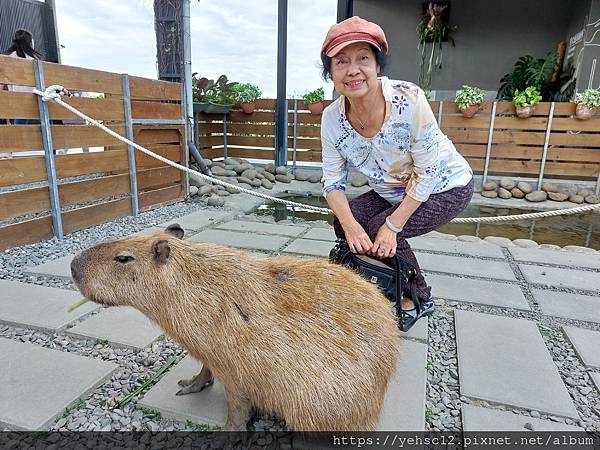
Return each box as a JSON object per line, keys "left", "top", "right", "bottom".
{"left": 329, "top": 238, "right": 424, "bottom": 331}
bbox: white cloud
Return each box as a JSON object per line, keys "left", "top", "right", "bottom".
{"left": 54, "top": 0, "right": 337, "bottom": 98}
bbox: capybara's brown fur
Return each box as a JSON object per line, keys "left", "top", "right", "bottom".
{"left": 71, "top": 224, "right": 400, "bottom": 431}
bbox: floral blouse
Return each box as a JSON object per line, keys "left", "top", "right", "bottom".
{"left": 321, "top": 77, "right": 473, "bottom": 204}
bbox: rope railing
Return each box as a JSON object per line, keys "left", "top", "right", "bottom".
{"left": 34, "top": 86, "right": 600, "bottom": 223}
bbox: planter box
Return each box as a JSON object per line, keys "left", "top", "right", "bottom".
{"left": 193, "top": 102, "right": 233, "bottom": 114}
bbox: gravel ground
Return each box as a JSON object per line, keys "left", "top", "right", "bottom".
{"left": 1, "top": 198, "right": 599, "bottom": 434}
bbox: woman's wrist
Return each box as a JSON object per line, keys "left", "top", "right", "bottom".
{"left": 385, "top": 216, "right": 404, "bottom": 233}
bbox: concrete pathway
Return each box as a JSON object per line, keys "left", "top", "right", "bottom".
{"left": 2, "top": 206, "right": 600, "bottom": 432}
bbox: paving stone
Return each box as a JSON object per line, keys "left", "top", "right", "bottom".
{"left": 67, "top": 307, "right": 163, "bottom": 350}
{"left": 0, "top": 280, "right": 98, "bottom": 332}
{"left": 158, "top": 210, "right": 234, "bottom": 232}
{"left": 563, "top": 326, "right": 600, "bottom": 368}
{"left": 509, "top": 246, "right": 600, "bottom": 270}
{"left": 25, "top": 255, "right": 73, "bottom": 280}
{"left": 188, "top": 229, "right": 289, "bottom": 251}
{"left": 282, "top": 238, "right": 332, "bottom": 257}
{"left": 418, "top": 253, "right": 517, "bottom": 281}
{"left": 427, "top": 274, "right": 530, "bottom": 310}
{"left": 519, "top": 264, "right": 600, "bottom": 291}
{"left": 377, "top": 340, "right": 427, "bottom": 431}
{"left": 302, "top": 227, "right": 337, "bottom": 242}
{"left": 591, "top": 373, "right": 600, "bottom": 394}
{"left": 401, "top": 316, "right": 428, "bottom": 342}
{"left": 409, "top": 236, "right": 504, "bottom": 258}
{"left": 455, "top": 310, "right": 578, "bottom": 418}
{"left": 533, "top": 289, "right": 600, "bottom": 323}
{"left": 462, "top": 404, "right": 584, "bottom": 431}
{"left": 0, "top": 338, "right": 117, "bottom": 430}
{"left": 216, "top": 219, "right": 307, "bottom": 237}
{"left": 138, "top": 356, "right": 227, "bottom": 427}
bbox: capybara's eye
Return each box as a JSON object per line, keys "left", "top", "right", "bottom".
{"left": 114, "top": 255, "right": 135, "bottom": 264}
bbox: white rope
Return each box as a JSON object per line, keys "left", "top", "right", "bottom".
{"left": 33, "top": 85, "right": 600, "bottom": 223}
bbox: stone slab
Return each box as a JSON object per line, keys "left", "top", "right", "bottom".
{"left": 401, "top": 316, "right": 428, "bottom": 342}
{"left": 302, "top": 227, "right": 337, "bottom": 242}
{"left": 377, "top": 340, "right": 427, "bottom": 431}
{"left": 188, "top": 229, "right": 289, "bottom": 251}
{"left": 591, "top": 373, "right": 600, "bottom": 394}
{"left": 67, "top": 307, "right": 163, "bottom": 349}
{"left": 283, "top": 238, "right": 332, "bottom": 257}
{"left": 409, "top": 236, "right": 505, "bottom": 259}
{"left": 519, "top": 264, "right": 600, "bottom": 292}
{"left": 129, "top": 227, "right": 164, "bottom": 236}
{"left": 532, "top": 289, "right": 600, "bottom": 324}
{"left": 563, "top": 326, "right": 600, "bottom": 369}
{"left": 462, "top": 404, "right": 584, "bottom": 431}
{"left": 0, "top": 338, "right": 117, "bottom": 430}
{"left": 0, "top": 280, "right": 98, "bottom": 332}
{"left": 427, "top": 274, "right": 530, "bottom": 311}
{"left": 418, "top": 253, "right": 517, "bottom": 281}
{"left": 455, "top": 310, "right": 578, "bottom": 419}
{"left": 138, "top": 356, "right": 227, "bottom": 427}
{"left": 216, "top": 220, "right": 307, "bottom": 237}
{"left": 25, "top": 255, "right": 73, "bottom": 280}
{"left": 158, "top": 209, "right": 234, "bottom": 232}
{"left": 509, "top": 246, "right": 600, "bottom": 270}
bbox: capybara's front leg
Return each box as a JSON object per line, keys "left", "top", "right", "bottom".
{"left": 223, "top": 390, "right": 251, "bottom": 431}
{"left": 176, "top": 364, "right": 214, "bottom": 396}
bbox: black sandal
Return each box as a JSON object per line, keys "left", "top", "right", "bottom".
{"left": 398, "top": 297, "right": 435, "bottom": 332}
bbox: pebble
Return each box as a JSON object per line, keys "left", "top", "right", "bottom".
{"left": 482, "top": 181, "right": 497, "bottom": 191}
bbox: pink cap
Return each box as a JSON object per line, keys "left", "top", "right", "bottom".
{"left": 321, "top": 16, "right": 388, "bottom": 59}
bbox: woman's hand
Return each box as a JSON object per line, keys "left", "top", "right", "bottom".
{"left": 342, "top": 220, "right": 373, "bottom": 254}
{"left": 371, "top": 224, "right": 398, "bottom": 258}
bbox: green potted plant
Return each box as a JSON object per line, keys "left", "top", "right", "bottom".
{"left": 455, "top": 85, "right": 484, "bottom": 118}
{"left": 192, "top": 74, "right": 238, "bottom": 114}
{"left": 513, "top": 86, "right": 542, "bottom": 118}
{"left": 302, "top": 87, "right": 325, "bottom": 114}
{"left": 233, "top": 83, "right": 262, "bottom": 114}
{"left": 574, "top": 88, "right": 600, "bottom": 120}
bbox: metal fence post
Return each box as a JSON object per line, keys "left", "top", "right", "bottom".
{"left": 223, "top": 113, "right": 228, "bottom": 160}
{"left": 122, "top": 74, "right": 139, "bottom": 216}
{"left": 537, "top": 102, "right": 555, "bottom": 191}
{"left": 437, "top": 100, "right": 443, "bottom": 126}
{"left": 34, "top": 60, "right": 63, "bottom": 239}
{"left": 482, "top": 101, "right": 497, "bottom": 186}
{"left": 292, "top": 98, "right": 298, "bottom": 174}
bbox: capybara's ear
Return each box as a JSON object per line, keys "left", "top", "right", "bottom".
{"left": 153, "top": 239, "right": 171, "bottom": 263}
{"left": 165, "top": 223, "right": 184, "bottom": 239}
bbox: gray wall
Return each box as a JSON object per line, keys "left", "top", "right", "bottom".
{"left": 352, "top": 0, "right": 587, "bottom": 91}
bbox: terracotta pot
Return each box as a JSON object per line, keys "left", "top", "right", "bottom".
{"left": 240, "top": 102, "right": 255, "bottom": 114}
{"left": 575, "top": 103, "right": 594, "bottom": 120}
{"left": 515, "top": 105, "right": 535, "bottom": 118}
{"left": 460, "top": 104, "right": 479, "bottom": 118}
{"left": 307, "top": 101, "right": 324, "bottom": 114}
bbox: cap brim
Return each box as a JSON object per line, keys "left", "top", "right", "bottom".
{"left": 325, "top": 39, "right": 382, "bottom": 57}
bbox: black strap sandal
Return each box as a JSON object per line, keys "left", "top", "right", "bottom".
{"left": 394, "top": 264, "right": 434, "bottom": 332}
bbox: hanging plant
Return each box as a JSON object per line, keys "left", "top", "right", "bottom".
{"left": 417, "top": 1, "right": 456, "bottom": 91}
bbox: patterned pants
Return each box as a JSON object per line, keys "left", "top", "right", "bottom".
{"left": 333, "top": 178, "right": 474, "bottom": 301}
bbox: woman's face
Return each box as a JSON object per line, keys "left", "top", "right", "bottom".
{"left": 330, "top": 42, "right": 380, "bottom": 100}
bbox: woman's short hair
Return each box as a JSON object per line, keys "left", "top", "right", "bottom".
{"left": 321, "top": 44, "right": 388, "bottom": 81}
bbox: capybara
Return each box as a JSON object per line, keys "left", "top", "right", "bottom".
{"left": 70, "top": 224, "right": 400, "bottom": 431}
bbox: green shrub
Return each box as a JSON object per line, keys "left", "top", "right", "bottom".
{"left": 455, "top": 85, "right": 484, "bottom": 109}
{"left": 233, "top": 83, "right": 262, "bottom": 103}
{"left": 192, "top": 74, "right": 238, "bottom": 104}
{"left": 513, "top": 86, "right": 542, "bottom": 107}
{"left": 302, "top": 87, "right": 324, "bottom": 104}
{"left": 575, "top": 88, "right": 600, "bottom": 108}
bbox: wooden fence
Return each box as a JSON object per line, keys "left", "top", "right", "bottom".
{"left": 0, "top": 55, "right": 187, "bottom": 250}
{"left": 197, "top": 98, "right": 600, "bottom": 188}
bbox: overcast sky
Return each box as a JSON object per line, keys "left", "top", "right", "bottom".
{"left": 54, "top": 0, "right": 337, "bottom": 99}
